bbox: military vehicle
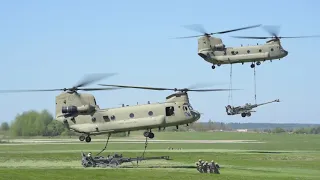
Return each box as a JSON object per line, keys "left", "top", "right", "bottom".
{"left": 176, "top": 24, "right": 320, "bottom": 69}
{"left": 0, "top": 73, "right": 239, "bottom": 152}
{"left": 81, "top": 152, "right": 170, "bottom": 168}
{"left": 225, "top": 99, "right": 280, "bottom": 117}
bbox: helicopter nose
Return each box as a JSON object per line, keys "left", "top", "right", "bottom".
{"left": 190, "top": 110, "right": 201, "bottom": 121}
{"left": 283, "top": 50, "right": 288, "bottom": 56}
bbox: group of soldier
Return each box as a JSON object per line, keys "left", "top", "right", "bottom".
{"left": 195, "top": 159, "right": 220, "bottom": 174}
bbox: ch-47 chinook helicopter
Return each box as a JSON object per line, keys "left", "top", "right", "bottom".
{"left": 0, "top": 73, "right": 238, "bottom": 153}
{"left": 176, "top": 24, "right": 320, "bottom": 69}
{"left": 225, "top": 99, "right": 280, "bottom": 117}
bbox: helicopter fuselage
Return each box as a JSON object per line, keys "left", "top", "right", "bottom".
{"left": 55, "top": 92, "right": 201, "bottom": 136}
{"left": 197, "top": 36, "right": 288, "bottom": 68}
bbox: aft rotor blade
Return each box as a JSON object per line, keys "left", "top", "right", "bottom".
{"left": 278, "top": 35, "right": 320, "bottom": 39}
{"left": 78, "top": 87, "right": 122, "bottom": 91}
{"left": 74, "top": 73, "right": 117, "bottom": 88}
{"left": 231, "top": 36, "right": 270, "bottom": 39}
{"left": 98, "top": 84, "right": 175, "bottom": 91}
{"left": 211, "top": 24, "right": 261, "bottom": 35}
{"left": 0, "top": 88, "right": 65, "bottom": 93}
{"left": 187, "top": 82, "right": 228, "bottom": 89}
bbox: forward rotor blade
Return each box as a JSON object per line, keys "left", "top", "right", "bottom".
{"left": 171, "top": 34, "right": 206, "bottom": 39}
{"left": 173, "top": 24, "right": 261, "bottom": 39}
{"left": 182, "top": 24, "right": 207, "bottom": 34}
{"left": 211, "top": 24, "right": 261, "bottom": 35}
{"left": 74, "top": 73, "right": 117, "bottom": 88}
{"left": 262, "top": 25, "right": 281, "bottom": 37}
{"left": 0, "top": 88, "right": 65, "bottom": 93}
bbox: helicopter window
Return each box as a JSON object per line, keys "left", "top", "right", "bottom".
{"left": 183, "top": 106, "right": 188, "bottom": 111}
{"left": 129, "top": 113, "right": 134, "bottom": 118}
{"left": 93, "top": 98, "right": 97, "bottom": 105}
{"left": 247, "top": 50, "right": 250, "bottom": 53}
{"left": 148, "top": 111, "right": 153, "bottom": 116}
{"left": 259, "top": 49, "right": 262, "bottom": 52}
{"left": 271, "top": 48, "right": 274, "bottom": 51}
{"left": 165, "top": 106, "right": 175, "bottom": 116}
{"left": 231, "top": 51, "right": 235, "bottom": 55}
{"left": 188, "top": 105, "right": 193, "bottom": 110}
{"left": 103, "top": 116, "right": 110, "bottom": 122}
{"left": 111, "top": 115, "right": 116, "bottom": 120}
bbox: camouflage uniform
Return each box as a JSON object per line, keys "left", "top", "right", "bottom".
{"left": 203, "top": 161, "right": 208, "bottom": 173}
{"left": 198, "top": 159, "right": 203, "bottom": 173}
{"left": 209, "top": 160, "right": 214, "bottom": 173}
{"left": 213, "top": 161, "right": 220, "bottom": 174}
{"left": 195, "top": 162, "right": 201, "bottom": 173}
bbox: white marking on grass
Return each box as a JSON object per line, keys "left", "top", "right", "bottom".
{"left": 0, "top": 139, "right": 264, "bottom": 145}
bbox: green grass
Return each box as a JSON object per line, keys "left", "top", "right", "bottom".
{"left": 1, "top": 132, "right": 319, "bottom": 180}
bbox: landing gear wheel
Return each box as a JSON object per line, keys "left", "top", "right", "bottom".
{"left": 85, "top": 136, "right": 91, "bottom": 143}
{"left": 250, "top": 64, "right": 255, "bottom": 68}
{"left": 241, "top": 113, "right": 246, "bottom": 117}
{"left": 256, "top": 61, "right": 261, "bottom": 66}
{"left": 143, "top": 131, "right": 149, "bottom": 138}
{"left": 217, "top": 64, "right": 221, "bottom": 67}
{"left": 148, "top": 132, "right": 154, "bottom": 139}
{"left": 212, "top": 65, "right": 215, "bottom": 69}
{"left": 79, "top": 135, "right": 85, "bottom": 141}
{"left": 246, "top": 112, "right": 251, "bottom": 117}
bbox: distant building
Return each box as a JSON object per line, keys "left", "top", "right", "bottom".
{"left": 236, "top": 129, "right": 248, "bottom": 132}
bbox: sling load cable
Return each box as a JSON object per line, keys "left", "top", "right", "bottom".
{"left": 253, "top": 65, "right": 257, "bottom": 104}
{"left": 228, "top": 64, "right": 233, "bottom": 105}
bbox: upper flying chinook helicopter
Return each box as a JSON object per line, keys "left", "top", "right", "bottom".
{"left": 0, "top": 74, "right": 238, "bottom": 147}
{"left": 176, "top": 24, "right": 320, "bottom": 69}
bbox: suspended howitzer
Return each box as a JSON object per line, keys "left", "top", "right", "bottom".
{"left": 81, "top": 152, "right": 170, "bottom": 168}
{"left": 226, "top": 99, "right": 280, "bottom": 117}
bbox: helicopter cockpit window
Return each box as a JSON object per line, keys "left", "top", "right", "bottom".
{"left": 93, "top": 98, "right": 97, "bottom": 105}
{"left": 165, "top": 106, "right": 175, "bottom": 116}
{"left": 111, "top": 115, "right": 116, "bottom": 120}
{"left": 183, "top": 106, "right": 188, "bottom": 111}
{"left": 188, "top": 105, "right": 193, "bottom": 110}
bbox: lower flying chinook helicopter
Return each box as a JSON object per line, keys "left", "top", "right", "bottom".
{"left": 0, "top": 74, "right": 239, "bottom": 149}
{"left": 176, "top": 24, "right": 320, "bottom": 69}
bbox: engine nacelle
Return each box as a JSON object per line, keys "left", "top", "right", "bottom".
{"left": 62, "top": 105, "right": 95, "bottom": 114}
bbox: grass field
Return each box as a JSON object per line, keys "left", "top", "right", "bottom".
{"left": 1, "top": 131, "right": 319, "bottom": 180}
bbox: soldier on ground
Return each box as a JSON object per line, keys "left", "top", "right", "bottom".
{"left": 198, "top": 159, "right": 203, "bottom": 173}
{"left": 212, "top": 160, "right": 220, "bottom": 174}
{"left": 203, "top": 161, "right": 208, "bottom": 173}
{"left": 195, "top": 162, "right": 201, "bottom": 173}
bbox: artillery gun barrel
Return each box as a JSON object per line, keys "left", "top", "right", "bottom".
{"left": 256, "top": 99, "right": 279, "bottom": 107}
